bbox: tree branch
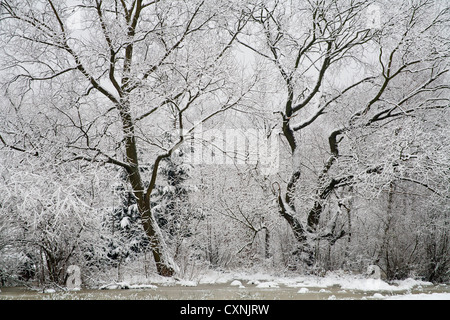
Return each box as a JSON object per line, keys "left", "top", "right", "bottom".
{"left": 292, "top": 76, "right": 376, "bottom": 131}
{"left": 0, "top": 134, "right": 39, "bottom": 157}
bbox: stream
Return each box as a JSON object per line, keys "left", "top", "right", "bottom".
{"left": 1, "top": 282, "right": 449, "bottom": 300}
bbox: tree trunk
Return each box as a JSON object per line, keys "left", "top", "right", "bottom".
{"left": 119, "top": 101, "right": 176, "bottom": 277}
{"left": 275, "top": 186, "right": 315, "bottom": 266}
{"left": 141, "top": 206, "right": 176, "bottom": 277}
{"left": 264, "top": 227, "right": 271, "bottom": 260}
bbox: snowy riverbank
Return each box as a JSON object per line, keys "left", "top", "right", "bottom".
{"left": 2, "top": 269, "right": 449, "bottom": 300}
{"left": 94, "top": 269, "right": 450, "bottom": 300}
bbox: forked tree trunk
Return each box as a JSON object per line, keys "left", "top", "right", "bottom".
{"left": 120, "top": 101, "right": 177, "bottom": 277}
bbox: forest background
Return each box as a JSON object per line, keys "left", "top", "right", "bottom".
{"left": 0, "top": 0, "right": 448, "bottom": 287}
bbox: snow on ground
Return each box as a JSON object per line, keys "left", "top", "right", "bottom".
{"left": 177, "top": 280, "right": 197, "bottom": 287}
{"left": 198, "top": 269, "right": 450, "bottom": 299}
{"left": 195, "top": 269, "right": 435, "bottom": 292}
{"left": 385, "top": 293, "right": 450, "bottom": 300}
{"left": 297, "top": 287, "right": 309, "bottom": 294}
{"left": 318, "top": 274, "right": 432, "bottom": 292}
{"left": 230, "top": 280, "right": 243, "bottom": 286}
{"left": 98, "top": 269, "right": 449, "bottom": 299}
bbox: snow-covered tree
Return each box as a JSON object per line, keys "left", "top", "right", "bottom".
{"left": 0, "top": 147, "right": 112, "bottom": 285}
{"left": 0, "top": 0, "right": 256, "bottom": 276}
{"left": 235, "top": 0, "right": 449, "bottom": 268}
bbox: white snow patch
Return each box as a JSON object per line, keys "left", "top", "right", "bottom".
{"left": 68, "top": 287, "right": 81, "bottom": 292}
{"left": 392, "top": 278, "right": 433, "bottom": 290}
{"left": 339, "top": 278, "right": 395, "bottom": 291}
{"left": 178, "top": 280, "right": 198, "bottom": 287}
{"left": 386, "top": 293, "right": 450, "bottom": 300}
{"left": 297, "top": 287, "right": 309, "bottom": 294}
{"left": 230, "top": 280, "right": 243, "bottom": 286}
{"left": 310, "top": 272, "right": 434, "bottom": 292}
{"left": 43, "top": 288, "right": 56, "bottom": 293}
{"left": 198, "top": 270, "right": 235, "bottom": 284}
{"left": 120, "top": 217, "right": 130, "bottom": 228}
